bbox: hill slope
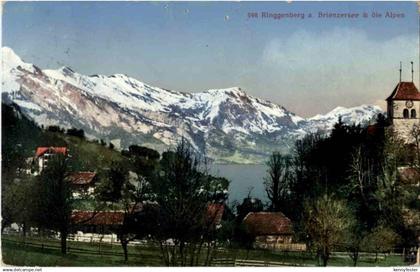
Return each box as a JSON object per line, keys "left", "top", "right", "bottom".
{"left": 2, "top": 103, "right": 125, "bottom": 173}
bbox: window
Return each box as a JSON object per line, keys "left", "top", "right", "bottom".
{"left": 411, "top": 109, "right": 417, "bottom": 119}
{"left": 403, "top": 109, "right": 409, "bottom": 118}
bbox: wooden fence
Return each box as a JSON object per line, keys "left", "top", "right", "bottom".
{"left": 255, "top": 243, "right": 307, "bottom": 252}
{"left": 2, "top": 237, "right": 145, "bottom": 259}
{"left": 3, "top": 235, "right": 413, "bottom": 266}
{"left": 211, "top": 258, "right": 314, "bottom": 267}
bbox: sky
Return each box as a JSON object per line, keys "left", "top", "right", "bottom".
{"left": 2, "top": 1, "right": 419, "bottom": 117}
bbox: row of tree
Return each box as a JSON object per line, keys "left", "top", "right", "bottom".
{"left": 95, "top": 140, "right": 230, "bottom": 264}
{"left": 261, "top": 115, "right": 419, "bottom": 265}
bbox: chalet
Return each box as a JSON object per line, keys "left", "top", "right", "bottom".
{"left": 67, "top": 203, "right": 224, "bottom": 244}
{"left": 71, "top": 211, "right": 124, "bottom": 233}
{"left": 34, "top": 146, "right": 68, "bottom": 173}
{"left": 66, "top": 172, "right": 97, "bottom": 198}
{"left": 243, "top": 212, "right": 293, "bottom": 249}
{"left": 70, "top": 211, "right": 124, "bottom": 243}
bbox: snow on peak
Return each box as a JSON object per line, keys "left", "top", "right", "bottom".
{"left": 58, "top": 66, "right": 75, "bottom": 74}
{"left": 1, "top": 47, "right": 385, "bottom": 164}
{"left": 1, "top": 47, "right": 34, "bottom": 72}
{"left": 2, "top": 47, "right": 22, "bottom": 65}
{"left": 304, "top": 104, "right": 383, "bottom": 134}
{"left": 2, "top": 47, "right": 37, "bottom": 93}
{"left": 311, "top": 104, "right": 381, "bottom": 121}
{"left": 109, "top": 73, "right": 130, "bottom": 79}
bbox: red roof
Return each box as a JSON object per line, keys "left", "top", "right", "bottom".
{"left": 387, "top": 82, "right": 420, "bottom": 101}
{"left": 243, "top": 212, "right": 293, "bottom": 236}
{"left": 67, "top": 172, "right": 96, "bottom": 185}
{"left": 206, "top": 203, "right": 224, "bottom": 226}
{"left": 71, "top": 211, "right": 124, "bottom": 225}
{"left": 367, "top": 125, "right": 377, "bottom": 136}
{"left": 36, "top": 147, "right": 68, "bottom": 157}
{"left": 398, "top": 167, "right": 420, "bottom": 184}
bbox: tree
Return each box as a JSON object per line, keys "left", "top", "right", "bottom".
{"left": 47, "top": 125, "right": 63, "bottom": 133}
{"left": 349, "top": 146, "right": 372, "bottom": 207}
{"left": 66, "top": 127, "right": 85, "bottom": 139}
{"left": 235, "top": 195, "right": 264, "bottom": 223}
{"left": 374, "top": 130, "right": 405, "bottom": 230}
{"left": 96, "top": 161, "right": 155, "bottom": 262}
{"left": 1, "top": 104, "right": 43, "bottom": 232}
{"left": 37, "top": 154, "right": 73, "bottom": 254}
{"left": 233, "top": 195, "right": 264, "bottom": 253}
{"left": 2, "top": 174, "right": 39, "bottom": 236}
{"left": 411, "top": 124, "right": 420, "bottom": 165}
{"left": 96, "top": 162, "right": 128, "bottom": 202}
{"left": 117, "top": 145, "right": 161, "bottom": 261}
{"left": 362, "top": 226, "right": 400, "bottom": 262}
{"left": 344, "top": 218, "right": 367, "bottom": 266}
{"left": 304, "top": 194, "right": 352, "bottom": 266}
{"left": 118, "top": 173, "right": 156, "bottom": 262}
{"left": 124, "top": 145, "right": 160, "bottom": 180}
{"left": 151, "top": 139, "right": 228, "bottom": 266}
{"left": 347, "top": 146, "right": 381, "bottom": 229}
{"left": 264, "top": 152, "right": 292, "bottom": 212}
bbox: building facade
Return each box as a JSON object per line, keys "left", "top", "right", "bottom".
{"left": 243, "top": 212, "right": 294, "bottom": 249}
{"left": 387, "top": 82, "right": 420, "bottom": 141}
{"left": 66, "top": 172, "right": 97, "bottom": 198}
{"left": 32, "top": 147, "right": 68, "bottom": 175}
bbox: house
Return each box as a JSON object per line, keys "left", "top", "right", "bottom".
{"left": 66, "top": 172, "right": 97, "bottom": 198}
{"left": 398, "top": 166, "right": 420, "bottom": 186}
{"left": 70, "top": 211, "right": 124, "bottom": 243}
{"left": 71, "top": 211, "right": 124, "bottom": 233}
{"left": 206, "top": 203, "right": 224, "bottom": 229}
{"left": 243, "top": 212, "right": 294, "bottom": 249}
{"left": 386, "top": 81, "right": 420, "bottom": 141}
{"left": 34, "top": 146, "right": 68, "bottom": 173}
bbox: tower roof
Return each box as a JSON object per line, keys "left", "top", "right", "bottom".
{"left": 387, "top": 82, "right": 420, "bottom": 101}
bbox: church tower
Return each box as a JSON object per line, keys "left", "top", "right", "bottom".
{"left": 386, "top": 81, "right": 420, "bottom": 141}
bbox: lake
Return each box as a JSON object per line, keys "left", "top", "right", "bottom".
{"left": 209, "top": 164, "right": 268, "bottom": 203}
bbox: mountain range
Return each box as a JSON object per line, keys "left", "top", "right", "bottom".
{"left": 1, "top": 47, "right": 383, "bottom": 163}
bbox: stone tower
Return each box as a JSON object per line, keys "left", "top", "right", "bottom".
{"left": 386, "top": 82, "right": 420, "bottom": 141}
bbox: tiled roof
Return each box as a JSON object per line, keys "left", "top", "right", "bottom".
{"left": 387, "top": 82, "right": 420, "bottom": 101}
{"left": 398, "top": 166, "right": 420, "bottom": 184}
{"left": 243, "top": 212, "right": 293, "bottom": 236}
{"left": 71, "top": 203, "right": 224, "bottom": 227}
{"left": 367, "top": 125, "right": 377, "bottom": 136}
{"left": 206, "top": 203, "right": 224, "bottom": 226}
{"left": 35, "top": 147, "right": 68, "bottom": 157}
{"left": 71, "top": 211, "right": 124, "bottom": 225}
{"left": 67, "top": 172, "right": 96, "bottom": 185}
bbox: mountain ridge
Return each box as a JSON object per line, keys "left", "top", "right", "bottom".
{"left": 1, "top": 46, "right": 384, "bottom": 163}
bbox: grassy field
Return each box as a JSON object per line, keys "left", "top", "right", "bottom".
{"left": 1, "top": 235, "right": 407, "bottom": 267}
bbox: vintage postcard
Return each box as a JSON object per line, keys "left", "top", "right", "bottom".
{"left": 1, "top": 1, "right": 420, "bottom": 268}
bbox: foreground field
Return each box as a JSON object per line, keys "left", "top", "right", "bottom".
{"left": 1, "top": 235, "right": 407, "bottom": 267}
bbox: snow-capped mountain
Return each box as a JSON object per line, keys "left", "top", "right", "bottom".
{"left": 1, "top": 47, "right": 383, "bottom": 163}
{"left": 304, "top": 105, "right": 383, "bottom": 133}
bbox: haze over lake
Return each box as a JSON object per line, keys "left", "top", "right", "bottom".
{"left": 209, "top": 164, "right": 267, "bottom": 203}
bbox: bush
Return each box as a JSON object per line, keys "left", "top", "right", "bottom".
{"left": 66, "top": 128, "right": 85, "bottom": 139}
{"left": 361, "top": 226, "right": 400, "bottom": 261}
